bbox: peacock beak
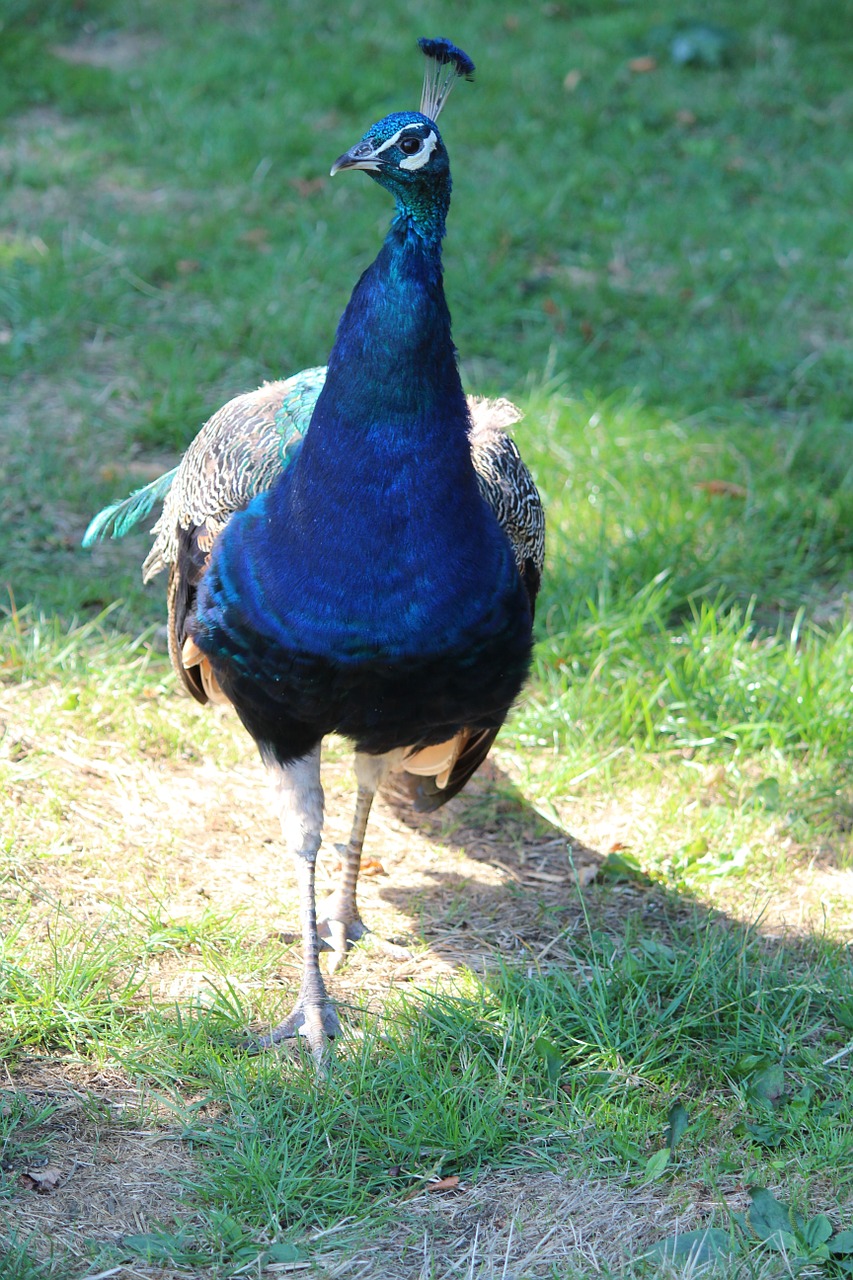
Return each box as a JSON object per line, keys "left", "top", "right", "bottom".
{"left": 330, "top": 140, "right": 382, "bottom": 176}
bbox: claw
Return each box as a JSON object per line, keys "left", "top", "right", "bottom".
{"left": 318, "top": 897, "right": 411, "bottom": 972}
{"left": 248, "top": 994, "right": 342, "bottom": 1063}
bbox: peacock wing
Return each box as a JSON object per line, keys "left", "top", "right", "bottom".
{"left": 468, "top": 395, "right": 545, "bottom": 613}
{"left": 154, "top": 368, "right": 325, "bottom": 703}
{"left": 144, "top": 367, "right": 326, "bottom": 582}
{"left": 395, "top": 395, "right": 545, "bottom": 810}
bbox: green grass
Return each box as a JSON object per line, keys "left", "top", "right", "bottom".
{"left": 0, "top": 1238, "right": 68, "bottom": 1280}
{"left": 1, "top": 900, "right": 850, "bottom": 1274}
{"left": 2, "top": 0, "right": 853, "bottom": 1275}
{"left": 158, "top": 933, "right": 851, "bottom": 1231}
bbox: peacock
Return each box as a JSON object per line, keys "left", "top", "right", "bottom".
{"left": 84, "top": 38, "right": 545, "bottom": 1060}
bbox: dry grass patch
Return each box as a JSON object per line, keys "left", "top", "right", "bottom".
{"left": 323, "top": 1169, "right": 727, "bottom": 1279}
{"left": 2, "top": 670, "right": 604, "bottom": 1019}
{"left": 51, "top": 33, "right": 163, "bottom": 71}
{"left": 2, "top": 1060, "right": 199, "bottom": 1278}
{"left": 3, "top": 669, "right": 849, "bottom": 1031}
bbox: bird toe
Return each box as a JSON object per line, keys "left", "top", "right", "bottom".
{"left": 247, "top": 995, "right": 342, "bottom": 1058}
{"left": 318, "top": 905, "right": 411, "bottom": 972}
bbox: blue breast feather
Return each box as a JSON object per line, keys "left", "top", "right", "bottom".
{"left": 194, "top": 228, "right": 527, "bottom": 675}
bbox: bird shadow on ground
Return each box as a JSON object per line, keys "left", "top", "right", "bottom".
{"left": 357, "top": 759, "right": 838, "bottom": 1000}
{"left": 370, "top": 761, "right": 666, "bottom": 976}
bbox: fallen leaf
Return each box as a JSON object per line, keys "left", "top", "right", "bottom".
{"left": 694, "top": 480, "right": 747, "bottom": 498}
{"left": 22, "top": 1165, "right": 63, "bottom": 1194}
{"left": 359, "top": 858, "right": 387, "bottom": 877}
{"left": 240, "top": 227, "right": 269, "bottom": 246}
{"left": 290, "top": 177, "right": 325, "bottom": 198}
{"left": 702, "top": 764, "right": 727, "bottom": 788}
{"left": 669, "top": 23, "right": 738, "bottom": 70}
{"left": 427, "top": 1175, "right": 461, "bottom": 1192}
{"left": 522, "top": 869, "right": 566, "bottom": 884}
{"left": 629, "top": 56, "right": 657, "bottom": 73}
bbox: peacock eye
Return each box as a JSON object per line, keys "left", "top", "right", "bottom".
{"left": 399, "top": 136, "right": 422, "bottom": 155}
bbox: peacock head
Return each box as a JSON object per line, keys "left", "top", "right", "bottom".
{"left": 330, "top": 39, "right": 474, "bottom": 241}
{"left": 331, "top": 109, "right": 450, "bottom": 189}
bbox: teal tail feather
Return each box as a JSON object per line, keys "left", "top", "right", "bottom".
{"left": 82, "top": 467, "right": 178, "bottom": 547}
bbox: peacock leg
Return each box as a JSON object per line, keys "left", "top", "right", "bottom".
{"left": 254, "top": 746, "right": 341, "bottom": 1060}
{"left": 319, "top": 751, "right": 411, "bottom": 972}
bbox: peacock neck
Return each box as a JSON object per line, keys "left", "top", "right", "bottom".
{"left": 390, "top": 186, "right": 449, "bottom": 247}
{"left": 309, "top": 208, "right": 467, "bottom": 441}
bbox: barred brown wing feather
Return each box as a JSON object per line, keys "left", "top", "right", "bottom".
{"left": 143, "top": 375, "right": 316, "bottom": 583}
{"left": 468, "top": 398, "right": 545, "bottom": 609}
{"left": 152, "top": 376, "right": 318, "bottom": 702}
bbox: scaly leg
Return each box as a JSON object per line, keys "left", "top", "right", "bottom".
{"left": 254, "top": 746, "right": 340, "bottom": 1061}
{"left": 319, "top": 751, "right": 411, "bottom": 972}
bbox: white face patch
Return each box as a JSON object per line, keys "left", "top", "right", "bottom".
{"left": 399, "top": 129, "right": 438, "bottom": 171}
{"left": 374, "top": 125, "right": 409, "bottom": 155}
{"left": 368, "top": 124, "right": 439, "bottom": 171}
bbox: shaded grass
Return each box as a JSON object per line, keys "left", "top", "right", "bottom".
{"left": 0, "top": 1094, "right": 60, "bottom": 1183}
{"left": 177, "top": 934, "right": 850, "bottom": 1237}
{"left": 0, "top": 1238, "right": 70, "bottom": 1280}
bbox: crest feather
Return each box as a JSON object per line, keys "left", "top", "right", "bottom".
{"left": 418, "top": 37, "right": 475, "bottom": 121}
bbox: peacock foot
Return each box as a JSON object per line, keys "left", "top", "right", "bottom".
{"left": 318, "top": 893, "right": 411, "bottom": 973}
{"left": 250, "top": 994, "right": 342, "bottom": 1063}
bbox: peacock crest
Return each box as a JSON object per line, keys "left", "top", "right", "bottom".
{"left": 418, "top": 37, "right": 475, "bottom": 120}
